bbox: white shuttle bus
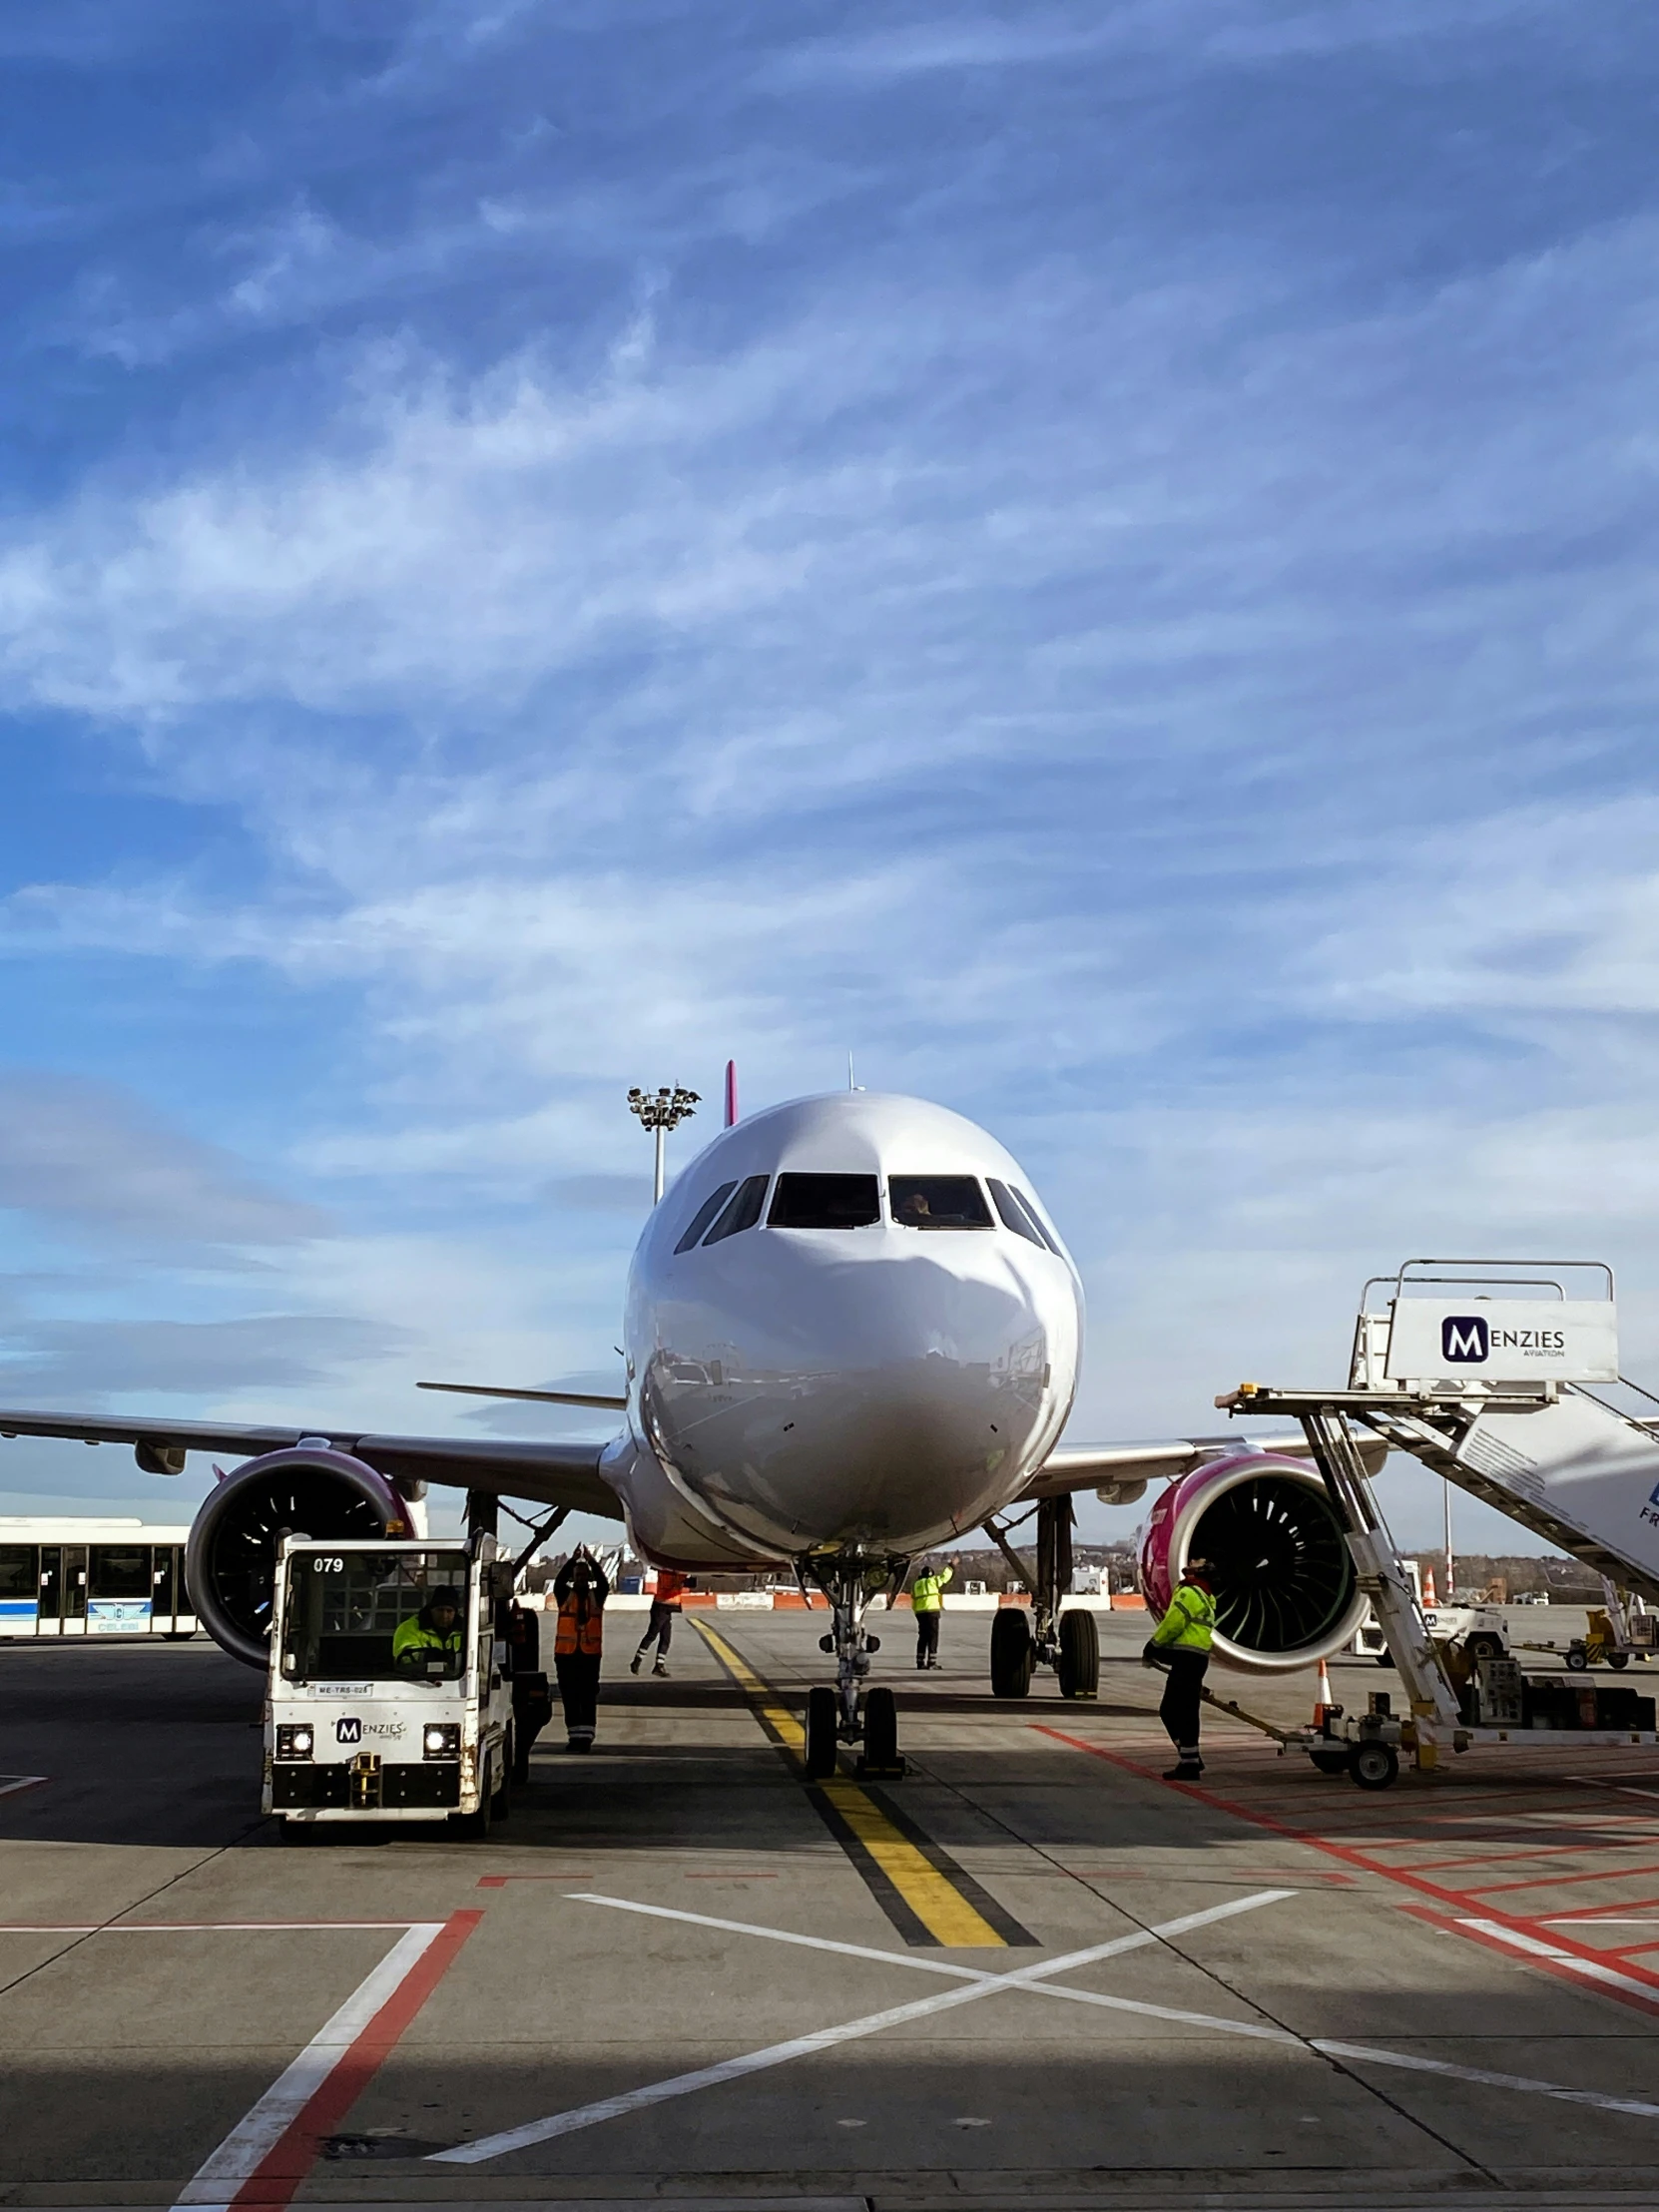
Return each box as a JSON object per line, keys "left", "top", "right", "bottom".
{"left": 0, "top": 1519, "right": 197, "bottom": 1639}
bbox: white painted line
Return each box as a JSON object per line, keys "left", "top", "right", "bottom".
{"left": 1543, "top": 1918, "right": 1659, "bottom": 1927}
{"left": 0, "top": 1776, "right": 47, "bottom": 1799}
{"left": 466, "top": 1890, "right": 1659, "bottom": 2142}
{"left": 430, "top": 1893, "right": 1293, "bottom": 2163}
{"left": 174, "top": 1922, "right": 444, "bottom": 2207}
{"left": 1457, "top": 1918, "right": 1659, "bottom": 2004}
{"left": 0, "top": 1922, "right": 420, "bottom": 1935}
{"left": 1311, "top": 2038, "right": 1659, "bottom": 2121}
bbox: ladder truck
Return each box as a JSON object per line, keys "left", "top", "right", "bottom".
{"left": 1214, "top": 1260, "right": 1659, "bottom": 1787}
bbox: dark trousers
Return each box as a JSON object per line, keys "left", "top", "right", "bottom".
{"left": 555, "top": 1650, "right": 601, "bottom": 1741}
{"left": 636, "top": 1601, "right": 675, "bottom": 1657}
{"left": 1159, "top": 1649, "right": 1209, "bottom": 1761}
{"left": 915, "top": 1611, "right": 940, "bottom": 1666}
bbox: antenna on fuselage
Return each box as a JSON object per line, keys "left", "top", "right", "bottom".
{"left": 847, "top": 1051, "right": 862, "bottom": 1092}
{"left": 725, "top": 1059, "right": 739, "bottom": 1127}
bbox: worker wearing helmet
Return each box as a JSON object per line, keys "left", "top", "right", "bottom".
{"left": 1145, "top": 1556, "right": 1216, "bottom": 1781}
{"left": 909, "top": 1559, "right": 954, "bottom": 1669}
{"left": 392, "top": 1587, "right": 465, "bottom": 1672}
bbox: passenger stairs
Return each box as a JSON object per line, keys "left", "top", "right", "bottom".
{"left": 1216, "top": 1262, "right": 1659, "bottom": 1781}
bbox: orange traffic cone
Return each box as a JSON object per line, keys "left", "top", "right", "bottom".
{"left": 1421, "top": 1565, "right": 1438, "bottom": 1609}
{"left": 1314, "top": 1658, "right": 1335, "bottom": 1725}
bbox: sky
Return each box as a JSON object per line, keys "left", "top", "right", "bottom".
{"left": 1, "top": 0, "right": 1657, "bottom": 1558}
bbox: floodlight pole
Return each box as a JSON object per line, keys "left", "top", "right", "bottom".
{"left": 628, "top": 1084, "right": 700, "bottom": 1207}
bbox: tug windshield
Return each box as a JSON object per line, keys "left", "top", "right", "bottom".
{"left": 278, "top": 1548, "right": 472, "bottom": 1684}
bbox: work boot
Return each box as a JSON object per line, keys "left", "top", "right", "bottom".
{"left": 653, "top": 1661, "right": 669, "bottom": 1677}
{"left": 630, "top": 1652, "right": 644, "bottom": 1674}
{"left": 1163, "top": 1761, "right": 1203, "bottom": 1783}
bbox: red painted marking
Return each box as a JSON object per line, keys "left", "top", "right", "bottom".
{"left": 1410, "top": 1907, "right": 1659, "bottom": 2020}
{"left": 1470, "top": 1860, "right": 1659, "bottom": 1897}
{"left": 1038, "top": 1725, "right": 1659, "bottom": 2022}
{"left": 230, "top": 1909, "right": 482, "bottom": 2207}
{"left": 475, "top": 1874, "right": 593, "bottom": 1888}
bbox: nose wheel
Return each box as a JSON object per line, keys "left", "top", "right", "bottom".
{"left": 803, "top": 1558, "right": 907, "bottom": 1780}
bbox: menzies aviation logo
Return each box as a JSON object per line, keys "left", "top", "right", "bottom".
{"left": 1441, "top": 1316, "right": 1489, "bottom": 1365}
{"left": 335, "top": 1717, "right": 362, "bottom": 1745}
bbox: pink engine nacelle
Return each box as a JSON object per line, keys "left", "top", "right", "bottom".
{"left": 1139, "top": 1451, "right": 1369, "bottom": 1675}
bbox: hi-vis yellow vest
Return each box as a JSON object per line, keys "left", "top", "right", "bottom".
{"left": 1153, "top": 1581, "right": 1215, "bottom": 1652}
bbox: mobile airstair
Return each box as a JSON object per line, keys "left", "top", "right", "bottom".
{"left": 1214, "top": 1261, "right": 1659, "bottom": 1786}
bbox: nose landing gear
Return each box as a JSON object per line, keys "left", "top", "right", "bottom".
{"left": 803, "top": 1556, "right": 906, "bottom": 1781}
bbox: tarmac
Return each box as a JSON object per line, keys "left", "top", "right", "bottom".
{"left": 3, "top": 1609, "right": 1659, "bottom": 2212}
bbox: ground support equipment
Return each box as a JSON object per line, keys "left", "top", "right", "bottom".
{"left": 1212, "top": 1258, "right": 1659, "bottom": 1785}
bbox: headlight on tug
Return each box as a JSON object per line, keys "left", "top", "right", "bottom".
{"left": 423, "top": 1724, "right": 460, "bottom": 1759}
{"left": 276, "top": 1725, "right": 313, "bottom": 1760}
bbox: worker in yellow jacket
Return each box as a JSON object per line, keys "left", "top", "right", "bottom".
{"left": 1144, "top": 1557, "right": 1216, "bottom": 1781}
{"left": 910, "top": 1560, "right": 954, "bottom": 1670}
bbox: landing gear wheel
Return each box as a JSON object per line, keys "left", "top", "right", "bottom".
{"left": 1348, "top": 1740, "right": 1398, "bottom": 1791}
{"left": 1310, "top": 1750, "right": 1350, "bottom": 1776}
{"left": 1566, "top": 1645, "right": 1590, "bottom": 1672}
{"left": 806, "top": 1686, "right": 838, "bottom": 1779}
{"left": 990, "top": 1606, "right": 1034, "bottom": 1699}
{"left": 862, "top": 1686, "right": 899, "bottom": 1772}
{"left": 1609, "top": 1651, "right": 1630, "bottom": 1671}
{"left": 491, "top": 1738, "right": 512, "bottom": 1821}
{"left": 1056, "top": 1608, "right": 1099, "bottom": 1700}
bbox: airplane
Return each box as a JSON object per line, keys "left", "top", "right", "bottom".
{"left": 0, "top": 1087, "right": 1371, "bottom": 1776}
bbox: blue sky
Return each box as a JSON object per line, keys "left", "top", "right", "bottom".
{"left": 1, "top": 0, "right": 1656, "bottom": 1554}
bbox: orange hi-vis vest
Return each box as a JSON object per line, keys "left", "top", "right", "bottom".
{"left": 555, "top": 1586, "right": 603, "bottom": 1658}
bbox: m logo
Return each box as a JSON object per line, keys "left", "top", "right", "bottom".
{"left": 335, "top": 1717, "right": 362, "bottom": 1745}
{"left": 1441, "top": 1316, "right": 1489, "bottom": 1365}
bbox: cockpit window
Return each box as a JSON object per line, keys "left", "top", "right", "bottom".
{"left": 674, "top": 1181, "right": 738, "bottom": 1254}
{"left": 768, "top": 1173, "right": 880, "bottom": 1229}
{"left": 1010, "top": 1184, "right": 1061, "bottom": 1253}
{"left": 986, "top": 1177, "right": 1045, "bottom": 1245}
{"left": 888, "top": 1175, "right": 993, "bottom": 1230}
{"left": 703, "top": 1173, "right": 771, "bottom": 1244}
{"left": 676, "top": 1181, "right": 739, "bottom": 1254}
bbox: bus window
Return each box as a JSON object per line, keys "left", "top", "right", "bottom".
{"left": 89, "top": 1544, "right": 152, "bottom": 1634}
{"left": 0, "top": 1545, "right": 36, "bottom": 1630}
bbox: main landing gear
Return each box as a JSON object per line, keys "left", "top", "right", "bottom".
{"left": 803, "top": 1556, "right": 906, "bottom": 1783}
{"left": 984, "top": 1496, "right": 1099, "bottom": 1702}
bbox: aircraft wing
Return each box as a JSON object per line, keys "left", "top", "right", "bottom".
{"left": 0, "top": 1405, "right": 619, "bottom": 1519}
{"left": 1021, "top": 1430, "right": 1385, "bottom": 1503}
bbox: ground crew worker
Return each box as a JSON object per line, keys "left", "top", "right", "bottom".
{"left": 631, "top": 1568, "right": 687, "bottom": 1677}
{"left": 392, "top": 1586, "right": 464, "bottom": 1672}
{"left": 1144, "top": 1555, "right": 1216, "bottom": 1780}
{"left": 910, "top": 1558, "right": 954, "bottom": 1669}
{"left": 552, "top": 1548, "right": 609, "bottom": 1752}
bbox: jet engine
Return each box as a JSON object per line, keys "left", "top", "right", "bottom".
{"left": 1139, "top": 1452, "right": 1366, "bottom": 1674}
{"left": 185, "top": 1447, "right": 419, "bottom": 1668}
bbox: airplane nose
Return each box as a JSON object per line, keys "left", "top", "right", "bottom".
{"left": 644, "top": 1247, "right": 1069, "bottom": 1553}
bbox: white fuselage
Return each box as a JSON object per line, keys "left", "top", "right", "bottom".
{"left": 600, "top": 1093, "right": 1083, "bottom": 1570}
